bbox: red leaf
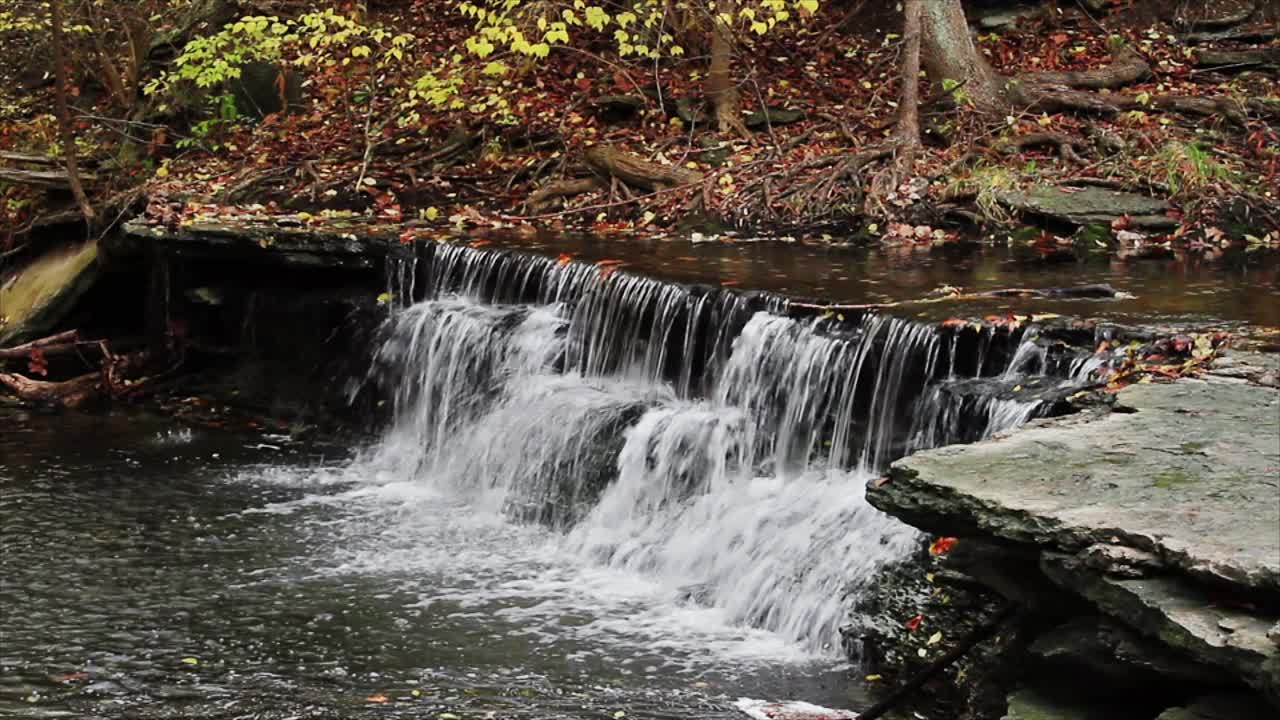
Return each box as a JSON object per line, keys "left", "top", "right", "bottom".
{"left": 27, "top": 348, "right": 48, "bottom": 377}
{"left": 905, "top": 614, "right": 923, "bottom": 631}
{"left": 929, "top": 536, "right": 959, "bottom": 556}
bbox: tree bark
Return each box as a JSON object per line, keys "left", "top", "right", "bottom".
{"left": 707, "top": 0, "right": 748, "bottom": 136}
{"left": 50, "top": 0, "right": 95, "bottom": 222}
{"left": 921, "top": 0, "right": 1005, "bottom": 110}
{"left": 894, "top": 0, "right": 924, "bottom": 170}
{"left": 584, "top": 145, "right": 703, "bottom": 191}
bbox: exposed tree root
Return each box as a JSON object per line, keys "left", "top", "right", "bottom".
{"left": 527, "top": 177, "right": 604, "bottom": 211}
{"left": 996, "top": 132, "right": 1085, "bottom": 163}
{"left": 583, "top": 145, "right": 703, "bottom": 191}
{"left": 1021, "top": 46, "right": 1151, "bottom": 90}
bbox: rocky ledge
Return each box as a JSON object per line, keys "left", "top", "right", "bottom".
{"left": 868, "top": 350, "right": 1280, "bottom": 718}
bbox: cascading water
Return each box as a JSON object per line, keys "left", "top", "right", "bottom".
{"left": 357, "top": 243, "right": 1099, "bottom": 657}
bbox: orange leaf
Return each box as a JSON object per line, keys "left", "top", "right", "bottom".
{"left": 929, "top": 536, "right": 958, "bottom": 556}
{"left": 940, "top": 318, "right": 967, "bottom": 329}
{"left": 366, "top": 694, "right": 389, "bottom": 704}
{"left": 599, "top": 264, "right": 620, "bottom": 279}
{"left": 556, "top": 253, "right": 575, "bottom": 266}
{"left": 469, "top": 240, "right": 492, "bottom": 248}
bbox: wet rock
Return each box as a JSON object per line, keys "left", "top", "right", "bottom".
{"left": 872, "top": 380, "right": 1280, "bottom": 594}
{"left": 1001, "top": 687, "right": 1123, "bottom": 720}
{"left": 1029, "top": 616, "right": 1232, "bottom": 691}
{"left": 1155, "top": 692, "right": 1277, "bottom": 720}
{"left": 998, "top": 187, "right": 1178, "bottom": 230}
{"left": 0, "top": 241, "right": 100, "bottom": 346}
{"left": 1040, "top": 555, "right": 1280, "bottom": 700}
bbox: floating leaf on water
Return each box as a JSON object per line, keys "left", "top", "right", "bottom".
{"left": 927, "top": 631, "right": 943, "bottom": 646}
{"left": 614, "top": 712, "right": 627, "bottom": 719}
{"left": 181, "top": 657, "right": 199, "bottom": 665}
{"left": 377, "top": 292, "right": 394, "bottom": 305}
{"left": 905, "top": 614, "right": 923, "bottom": 631}
{"left": 865, "top": 674, "right": 882, "bottom": 682}
{"left": 367, "top": 693, "right": 389, "bottom": 704}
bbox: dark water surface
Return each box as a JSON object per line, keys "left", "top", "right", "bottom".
{"left": 468, "top": 233, "right": 1280, "bottom": 327}
{"left": 0, "top": 411, "right": 858, "bottom": 719}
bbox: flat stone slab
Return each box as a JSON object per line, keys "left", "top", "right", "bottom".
{"left": 871, "top": 376, "right": 1280, "bottom": 593}
{"left": 1041, "top": 555, "right": 1279, "bottom": 698}
{"left": 999, "top": 186, "right": 1176, "bottom": 228}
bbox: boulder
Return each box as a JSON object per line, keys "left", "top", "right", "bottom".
{"left": 998, "top": 187, "right": 1179, "bottom": 230}
{"left": 0, "top": 241, "right": 99, "bottom": 346}
{"left": 872, "top": 380, "right": 1280, "bottom": 594}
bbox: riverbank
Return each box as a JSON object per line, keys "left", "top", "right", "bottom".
{"left": 3, "top": 1, "right": 1278, "bottom": 251}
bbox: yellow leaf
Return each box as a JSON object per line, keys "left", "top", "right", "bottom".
{"left": 377, "top": 292, "right": 393, "bottom": 305}
{"left": 181, "top": 657, "right": 199, "bottom": 665}
{"left": 425, "top": 207, "right": 440, "bottom": 221}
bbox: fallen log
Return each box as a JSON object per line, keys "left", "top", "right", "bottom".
{"left": 0, "top": 167, "right": 98, "bottom": 190}
{"left": 0, "top": 152, "right": 59, "bottom": 166}
{"left": 1195, "top": 47, "right": 1280, "bottom": 71}
{"left": 0, "top": 370, "right": 102, "bottom": 408}
{"left": 584, "top": 145, "right": 703, "bottom": 191}
{"left": 528, "top": 177, "right": 605, "bottom": 210}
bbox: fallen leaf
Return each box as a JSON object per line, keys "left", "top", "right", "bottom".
{"left": 905, "top": 614, "right": 923, "bottom": 631}
{"left": 928, "top": 536, "right": 958, "bottom": 556}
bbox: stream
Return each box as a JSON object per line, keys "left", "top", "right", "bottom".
{"left": 2, "top": 240, "right": 1276, "bottom": 720}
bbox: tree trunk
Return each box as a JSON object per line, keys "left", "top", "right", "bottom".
{"left": 707, "top": 0, "right": 748, "bottom": 136}
{"left": 50, "top": 0, "right": 95, "bottom": 222}
{"left": 894, "top": 0, "right": 924, "bottom": 170}
{"left": 921, "top": 0, "right": 1005, "bottom": 110}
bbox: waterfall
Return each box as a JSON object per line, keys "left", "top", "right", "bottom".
{"left": 361, "top": 242, "right": 1097, "bottom": 655}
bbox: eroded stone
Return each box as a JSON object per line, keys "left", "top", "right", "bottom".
{"left": 873, "top": 380, "right": 1280, "bottom": 593}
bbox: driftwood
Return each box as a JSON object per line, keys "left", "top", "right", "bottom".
{"left": 584, "top": 145, "right": 703, "bottom": 191}
{"left": 789, "top": 284, "right": 1130, "bottom": 315}
{"left": 0, "top": 371, "right": 102, "bottom": 408}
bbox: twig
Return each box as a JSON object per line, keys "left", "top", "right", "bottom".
{"left": 857, "top": 604, "right": 1017, "bottom": 720}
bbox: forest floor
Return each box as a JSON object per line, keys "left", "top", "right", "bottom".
{"left": 2, "top": 0, "right": 1278, "bottom": 255}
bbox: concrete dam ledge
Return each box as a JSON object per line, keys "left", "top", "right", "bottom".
{"left": 872, "top": 352, "right": 1280, "bottom": 711}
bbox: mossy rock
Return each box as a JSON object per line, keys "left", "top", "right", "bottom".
{"left": 745, "top": 107, "right": 805, "bottom": 129}
{"left": 0, "top": 241, "right": 100, "bottom": 346}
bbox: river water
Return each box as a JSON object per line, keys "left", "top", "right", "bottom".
{"left": 2, "top": 240, "right": 1274, "bottom": 719}
{"left": 0, "top": 410, "right": 867, "bottom": 719}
